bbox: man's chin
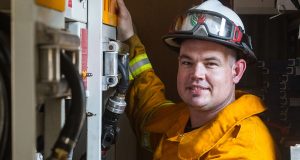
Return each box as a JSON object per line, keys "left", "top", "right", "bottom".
{"left": 188, "top": 100, "right": 209, "bottom": 108}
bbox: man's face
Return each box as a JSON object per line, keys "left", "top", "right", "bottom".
{"left": 177, "top": 39, "right": 244, "bottom": 112}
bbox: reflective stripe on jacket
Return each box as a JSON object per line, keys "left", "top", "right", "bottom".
{"left": 125, "top": 35, "right": 277, "bottom": 160}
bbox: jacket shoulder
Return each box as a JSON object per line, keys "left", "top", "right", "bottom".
{"left": 208, "top": 116, "right": 277, "bottom": 159}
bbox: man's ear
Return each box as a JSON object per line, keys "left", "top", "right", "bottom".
{"left": 232, "top": 59, "right": 247, "bottom": 84}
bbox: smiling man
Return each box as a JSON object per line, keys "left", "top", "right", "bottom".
{"left": 117, "top": 0, "right": 278, "bottom": 159}
{"left": 177, "top": 39, "right": 243, "bottom": 128}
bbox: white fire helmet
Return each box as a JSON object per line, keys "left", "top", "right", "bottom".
{"left": 163, "top": 0, "right": 256, "bottom": 63}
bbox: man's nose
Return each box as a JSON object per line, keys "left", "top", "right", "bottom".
{"left": 191, "top": 63, "right": 206, "bottom": 80}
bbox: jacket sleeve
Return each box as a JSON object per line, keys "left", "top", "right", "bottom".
{"left": 124, "top": 34, "right": 174, "bottom": 151}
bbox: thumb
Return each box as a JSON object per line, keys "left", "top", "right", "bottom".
{"left": 116, "top": 0, "right": 126, "bottom": 15}
{"left": 116, "top": 0, "right": 125, "bottom": 7}
{"left": 116, "top": 0, "right": 131, "bottom": 20}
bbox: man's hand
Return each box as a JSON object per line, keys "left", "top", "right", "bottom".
{"left": 116, "top": 0, "right": 134, "bottom": 41}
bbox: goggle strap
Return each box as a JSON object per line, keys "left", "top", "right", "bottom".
{"left": 248, "top": 35, "right": 253, "bottom": 50}
{"left": 240, "top": 34, "right": 253, "bottom": 50}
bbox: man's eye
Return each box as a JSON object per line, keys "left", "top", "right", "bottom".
{"left": 207, "top": 62, "right": 216, "bottom": 66}
{"left": 205, "top": 62, "right": 218, "bottom": 67}
{"left": 181, "top": 61, "right": 192, "bottom": 65}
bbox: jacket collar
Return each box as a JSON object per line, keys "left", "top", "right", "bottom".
{"left": 166, "top": 93, "right": 266, "bottom": 159}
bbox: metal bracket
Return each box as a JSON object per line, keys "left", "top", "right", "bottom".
{"left": 36, "top": 23, "right": 81, "bottom": 102}
{"left": 102, "top": 41, "right": 129, "bottom": 91}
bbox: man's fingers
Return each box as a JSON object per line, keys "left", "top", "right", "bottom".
{"left": 116, "top": 0, "right": 128, "bottom": 17}
{"left": 116, "top": 0, "right": 126, "bottom": 9}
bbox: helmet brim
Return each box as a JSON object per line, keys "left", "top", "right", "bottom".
{"left": 162, "top": 34, "right": 257, "bottom": 64}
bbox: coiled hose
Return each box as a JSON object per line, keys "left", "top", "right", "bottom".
{"left": 0, "top": 12, "right": 11, "bottom": 160}
{"left": 47, "top": 53, "right": 86, "bottom": 160}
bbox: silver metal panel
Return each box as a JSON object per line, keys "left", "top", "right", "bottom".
{"left": 102, "top": 24, "right": 117, "bottom": 42}
{"left": 44, "top": 99, "right": 65, "bottom": 158}
{"left": 36, "top": 6, "right": 65, "bottom": 29}
{"left": 65, "top": 0, "right": 87, "bottom": 23}
{"left": 11, "top": 0, "right": 37, "bottom": 159}
{"left": 87, "top": 0, "right": 102, "bottom": 159}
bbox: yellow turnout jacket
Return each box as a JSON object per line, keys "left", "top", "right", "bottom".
{"left": 125, "top": 35, "right": 277, "bottom": 160}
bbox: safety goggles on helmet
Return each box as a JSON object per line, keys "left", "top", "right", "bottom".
{"left": 164, "top": 9, "right": 256, "bottom": 63}
{"left": 170, "top": 10, "right": 250, "bottom": 44}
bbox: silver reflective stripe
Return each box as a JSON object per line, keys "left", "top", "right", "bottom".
{"left": 130, "top": 58, "right": 150, "bottom": 72}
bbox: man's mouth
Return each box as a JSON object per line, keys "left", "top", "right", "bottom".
{"left": 187, "top": 85, "right": 210, "bottom": 94}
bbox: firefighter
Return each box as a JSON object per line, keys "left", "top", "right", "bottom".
{"left": 117, "top": 0, "right": 277, "bottom": 159}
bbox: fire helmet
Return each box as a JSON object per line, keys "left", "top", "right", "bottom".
{"left": 162, "top": 0, "right": 256, "bottom": 63}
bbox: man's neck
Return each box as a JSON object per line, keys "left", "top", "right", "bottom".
{"left": 188, "top": 106, "right": 224, "bottom": 128}
{"left": 189, "top": 91, "right": 236, "bottom": 128}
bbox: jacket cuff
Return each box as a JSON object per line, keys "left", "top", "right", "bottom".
{"left": 123, "top": 34, "right": 140, "bottom": 47}
{"left": 123, "top": 34, "right": 146, "bottom": 60}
